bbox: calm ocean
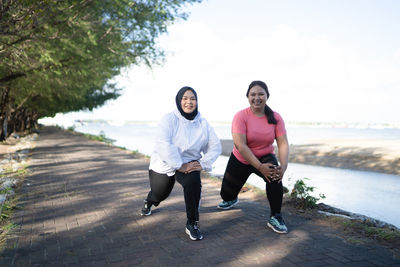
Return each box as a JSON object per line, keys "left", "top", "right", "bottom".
{"left": 72, "top": 121, "right": 400, "bottom": 155}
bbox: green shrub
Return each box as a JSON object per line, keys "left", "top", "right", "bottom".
{"left": 67, "top": 126, "right": 75, "bottom": 131}
{"left": 290, "top": 178, "right": 325, "bottom": 209}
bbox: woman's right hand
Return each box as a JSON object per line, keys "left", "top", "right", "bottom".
{"left": 178, "top": 161, "right": 202, "bottom": 174}
{"left": 259, "top": 163, "right": 280, "bottom": 182}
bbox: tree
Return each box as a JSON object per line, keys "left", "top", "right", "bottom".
{"left": 0, "top": 0, "right": 202, "bottom": 139}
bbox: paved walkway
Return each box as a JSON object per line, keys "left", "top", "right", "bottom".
{"left": 1, "top": 126, "right": 399, "bottom": 266}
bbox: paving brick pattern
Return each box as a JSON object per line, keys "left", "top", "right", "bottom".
{"left": 1, "top": 126, "right": 399, "bottom": 266}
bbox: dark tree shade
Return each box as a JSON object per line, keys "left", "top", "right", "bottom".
{"left": 0, "top": 0, "right": 202, "bottom": 139}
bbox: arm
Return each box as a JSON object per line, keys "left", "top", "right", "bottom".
{"left": 275, "top": 134, "right": 289, "bottom": 182}
{"left": 198, "top": 123, "right": 221, "bottom": 172}
{"left": 233, "top": 132, "right": 277, "bottom": 182}
{"left": 183, "top": 122, "right": 222, "bottom": 174}
{"left": 155, "top": 115, "right": 183, "bottom": 170}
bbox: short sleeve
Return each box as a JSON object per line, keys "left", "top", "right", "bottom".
{"left": 231, "top": 110, "right": 246, "bottom": 134}
{"left": 274, "top": 112, "right": 286, "bottom": 137}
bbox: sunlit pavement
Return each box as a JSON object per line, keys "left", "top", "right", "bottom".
{"left": 1, "top": 126, "right": 399, "bottom": 266}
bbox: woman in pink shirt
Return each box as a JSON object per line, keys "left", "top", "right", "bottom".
{"left": 217, "top": 80, "right": 290, "bottom": 234}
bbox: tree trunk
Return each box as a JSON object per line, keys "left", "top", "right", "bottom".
{"left": 1, "top": 110, "right": 8, "bottom": 140}
{"left": 0, "top": 87, "right": 10, "bottom": 141}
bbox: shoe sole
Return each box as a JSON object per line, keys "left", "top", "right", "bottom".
{"left": 185, "top": 228, "right": 203, "bottom": 241}
{"left": 217, "top": 199, "right": 239, "bottom": 210}
{"left": 267, "top": 222, "right": 288, "bottom": 234}
{"left": 140, "top": 210, "right": 151, "bottom": 216}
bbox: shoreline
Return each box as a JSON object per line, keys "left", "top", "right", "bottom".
{"left": 220, "top": 139, "right": 400, "bottom": 176}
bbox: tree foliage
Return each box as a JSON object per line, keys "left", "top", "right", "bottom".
{"left": 0, "top": 0, "right": 201, "bottom": 139}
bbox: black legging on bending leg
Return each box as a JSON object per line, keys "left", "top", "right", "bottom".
{"left": 146, "top": 169, "right": 202, "bottom": 224}
{"left": 220, "top": 153, "right": 283, "bottom": 216}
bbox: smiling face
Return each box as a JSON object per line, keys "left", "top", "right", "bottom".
{"left": 247, "top": 85, "right": 267, "bottom": 113}
{"left": 181, "top": 90, "right": 197, "bottom": 114}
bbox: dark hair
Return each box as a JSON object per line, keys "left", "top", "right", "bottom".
{"left": 246, "top": 80, "right": 277, "bottom": 125}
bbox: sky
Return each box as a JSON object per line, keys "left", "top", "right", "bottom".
{"left": 48, "top": 0, "right": 400, "bottom": 125}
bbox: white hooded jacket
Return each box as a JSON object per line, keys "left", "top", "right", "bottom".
{"left": 149, "top": 109, "right": 221, "bottom": 176}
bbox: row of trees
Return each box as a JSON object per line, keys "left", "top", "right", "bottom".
{"left": 0, "top": 0, "right": 201, "bottom": 140}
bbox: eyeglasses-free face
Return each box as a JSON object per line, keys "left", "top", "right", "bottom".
{"left": 181, "top": 90, "right": 197, "bottom": 114}
{"left": 247, "top": 85, "right": 267, "bottom": 114}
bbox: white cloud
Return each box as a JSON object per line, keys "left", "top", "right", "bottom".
{"left": 64, "top": 17, "right": 400, "bottom": 125}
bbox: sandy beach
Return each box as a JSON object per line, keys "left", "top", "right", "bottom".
{"left": 220, "top": 139, "right": 400, "bottom": 176}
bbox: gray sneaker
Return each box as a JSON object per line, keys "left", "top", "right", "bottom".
{"left": 140, "top": 200, "right": 152, "bottom": 216}
{"left": 186, "top": 222, "right": 203, "bottom": 241}
{"left": 217, "top": 198, "right": 239, "bottom": 210}
{"left": 267, "top": 213, "right": 288, "bottom": 234}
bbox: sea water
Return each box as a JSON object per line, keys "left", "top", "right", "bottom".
{"left": 67, "top": 121, "right": 400, "bottom": 228}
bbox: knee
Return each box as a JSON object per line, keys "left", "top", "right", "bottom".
{"left": 151, "top": 192, "right": 168, "bottom": 203}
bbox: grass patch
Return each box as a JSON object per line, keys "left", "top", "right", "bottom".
{"left": 0, "top": 222, "right": 19, "bottom": 251}
{"left": 67, "top": 126, "right": 75, "bottom": 132}
{"left": 2, "top": 222, "right": 18, "bottom": 231}
{"left": 0, "top": 134, "right": 33, "bottom": 252}
{"left": 82, "top": 131, "right": 116, "bottom": 145}
{"left": 316, "top": 213, "right": 400, "bottom": 251}
{"left": 0, "top": 166, "right": 13, "bottom": 178}
{"left": 0, "top": 164, "right": 29, "bottom": 179}
{"left": 341, "top": 219, "right": 400, "bottom": 243}
{"left": 0, "top": 193, "right": 22, "bottom": 251}
{"left": 0, "top": 187, "right": 13, "bottom": 195}
{"left": 346, "top": 237, "right": 365, "bottom": 245}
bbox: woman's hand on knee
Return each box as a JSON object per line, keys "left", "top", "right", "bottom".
{"left": 260, "top": 163, "right": 284, "bottom": 182}
{"left": 178, "top": 163, "right": 190, "bottom": 173}
{"left": 186, "top": 161, "right": 202, "bottom": 173}
{"left": 178, "top": 161, "right": 202, "bottom": 174}
{"left": 259, "top": 163, "right": 278, "bottom": 183}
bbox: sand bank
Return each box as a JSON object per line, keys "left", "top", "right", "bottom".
{"left": 220, "top": 139, "right": 400, "bottom": 176}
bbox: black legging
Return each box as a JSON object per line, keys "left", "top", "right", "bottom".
{"left": 146, "top": 169, "right": 202, "bottom": 224}
{"left": 220, "top": 153, "right": 283, "bottom": 216}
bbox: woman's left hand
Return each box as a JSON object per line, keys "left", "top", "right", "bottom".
{"left": 274, "top": 165, "right": 284, "bottom": 183}
{"left": 263, "top": 164, "right": 283, "bottom": 182}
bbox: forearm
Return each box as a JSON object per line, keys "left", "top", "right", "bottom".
{"left": 278, "top": 143, "right": 289, "bottom": 172}
{"left": 238, "top": 145, "right": 263, "bottom": 170}
{"left": 276, "top": 134, "right": 289, "bottom": 173}
{"left": 157, "top": 141, "right": 183, "bottom": 170}
{"left": 200, "top": 131, "right": 222, "bottom": 171}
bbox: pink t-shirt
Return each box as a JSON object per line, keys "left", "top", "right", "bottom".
{"left": 232, "top": 107, "right": 286, "bottom": 164}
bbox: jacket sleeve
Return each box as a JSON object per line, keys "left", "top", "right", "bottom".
{"left": 199, "top": 121, "right": 222, "bottom": 172}
{"left": 154, "top": 114, "right": 183, "bottom": 170}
